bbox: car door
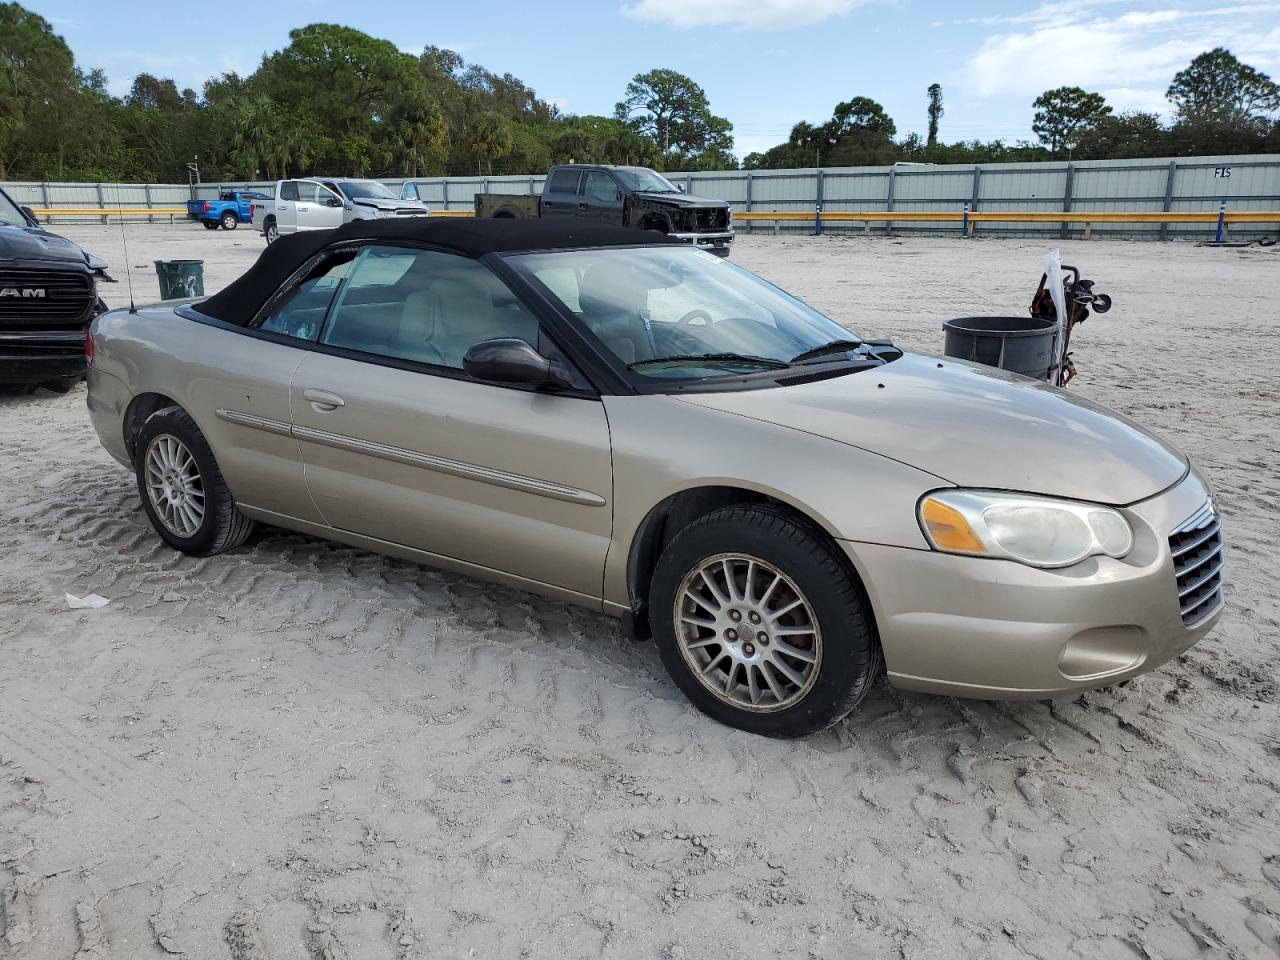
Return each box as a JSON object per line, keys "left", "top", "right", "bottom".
{"left": 295, "top": 181, "right": 345, "bottom": 231}
{"left": 540, "top": 168, "right": 581, "bottom": 219}
{"left": 288, "top": 243, "right": 613, "bottom": 604}
{"left": 580, "top": 171, "right": 624, "bottom": 224}
{"left": 276, "top": 180, "right": 301, "bottom": 234}
{"left": 193, "top": 253, "right": 356, "bottom": 525}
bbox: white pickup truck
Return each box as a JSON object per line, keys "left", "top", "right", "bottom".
{"left": 251, "top": 178, "right": 430, "bottom": 244}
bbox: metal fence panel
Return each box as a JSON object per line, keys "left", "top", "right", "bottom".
{"left": 5, "top": 152, "right": 1277, "bottom": 236}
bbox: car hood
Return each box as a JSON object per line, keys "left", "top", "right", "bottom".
{"left": 631, "top": 191, "right": 727, "bottom": 209}
{"left": 0, "top": 222, "right": 93, "bottom": 268}
{"left": 676, "top": 352, "right": 1188, "bottom": 505}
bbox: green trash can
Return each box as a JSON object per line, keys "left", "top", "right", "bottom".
{"left": 154, "top": 259, "right": 205, "bottom": 299}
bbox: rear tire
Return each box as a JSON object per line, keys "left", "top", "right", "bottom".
{"left": 202, "top": 221, "right": 219, "bottom": 231}
{"left": 39, "top": 378, "right": 77, "bottom": 394}
{"left": 650, "top": 505, "right": 880, "bottom": 738}
{"left": 220, "top": 212, "right": 238, "bottom": 230}
{"left": 133, "top": 406, "right": 255, "bottom": 557}
{"left": 264, "top": 219, "right": 278, "bottom": 244}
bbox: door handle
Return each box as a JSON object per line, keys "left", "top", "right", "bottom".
{"left": 303, "top": 388, "right": 345, "bottom": 411}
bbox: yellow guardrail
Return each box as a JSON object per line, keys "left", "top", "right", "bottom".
{"left": 30, "top": 205, "right": 1278, "bottom": 239}
{"left": 733, "top": 207, "right": 1280, "bottom": 238}
{"left": 33, "top": 207, "right": 190, "bottom": 217}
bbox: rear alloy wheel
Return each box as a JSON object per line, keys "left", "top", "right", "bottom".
{"left": 220, "top": 211, "right": 238, "bottom": 230}
{"left": 134, "top": 406, "right": 255, "bottom": 556}
{"left": 650, "top": 506, "right": 880, "bottom": 737}
{"left": 264, "top": 220, "right": 278, "bottom": 244}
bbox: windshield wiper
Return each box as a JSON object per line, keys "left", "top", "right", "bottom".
{"left": 789, "top": 338, "right": 865, "bottom": 364}
{"left": 628, "top": 353, "right": 789, "bottom": 370}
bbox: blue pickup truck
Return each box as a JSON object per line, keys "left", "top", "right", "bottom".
{"left": 186, "top": 191, "right": 270, "bottom": 231}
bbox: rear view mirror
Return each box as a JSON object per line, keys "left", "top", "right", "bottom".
{"left": 463, "top": 338, "right": 574, "bottom": 390}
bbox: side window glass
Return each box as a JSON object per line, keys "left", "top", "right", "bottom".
{"left": 583, "top": 172, "right": 618, "bottom": 203}
{"left": 547, "top": 169, "right": 580, "bottom": 195}
{"left": 258, "top": 253, "right": 355, "bottom": 341}
{"left": 280, "top": 181, "right": 299, "bottom": 201}
{"left": 320, "top": 246, "right": 570, "bottom": 380}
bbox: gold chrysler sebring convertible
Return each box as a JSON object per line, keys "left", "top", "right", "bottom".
{"left": 86, "top": 219, "right": 1224, "bottom": 737}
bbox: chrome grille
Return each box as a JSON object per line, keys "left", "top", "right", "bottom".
{"left": 0, "top": 269, "right": 94, "bottom": 327}
{"left": 1168, "top": 499, "right": 1224, "bottom": 625}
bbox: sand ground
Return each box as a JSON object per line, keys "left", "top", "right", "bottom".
{"left": 2, "top": 225, "right": 1278, "bottom": 959}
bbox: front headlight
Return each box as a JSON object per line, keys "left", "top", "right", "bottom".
{"left": 918, "top": 490, "right": 1133, "bottom": 569}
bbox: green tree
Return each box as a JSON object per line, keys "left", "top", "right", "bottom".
{"left": 926, "top": 83, "right": 943, "bottom": 148}
{"left": 471, "top": 111, "right": 514, "bottom": 174}
{"left": 1167, "top": 47, "right": 1280, "bottom": 128}
{"left": 1074, "top": 111, "right": 1168, "bottom": 160}
{"left": 1032, "top": 86, "right": 1112, "bottom": 155}
{"left": 614, "top": 68, "right": 734, "bottom": 163}
{"left": 257, "top": 24, "right": 444, "bottom": 176}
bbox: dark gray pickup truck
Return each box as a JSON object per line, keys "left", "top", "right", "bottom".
{"left": 467, "top": 164, "right": 734, "bottom": 257}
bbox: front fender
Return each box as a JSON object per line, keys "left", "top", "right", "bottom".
{"left": 601, "top": 394, "right": 946, "bottom": 608}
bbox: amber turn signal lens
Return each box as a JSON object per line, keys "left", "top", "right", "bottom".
{"left": 921, "top": 497, "right": 988, "bottom": 555}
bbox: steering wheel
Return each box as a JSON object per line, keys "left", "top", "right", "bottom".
{"left": 677, "top": 308, "right": 713, "bottom": 327}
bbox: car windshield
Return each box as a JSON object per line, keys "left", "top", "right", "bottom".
{"left": 0, "top": 191, "right": 27, "bottom": 226}
{"left": 338, "top": 181, "right": 399, "bottom": 200}
{"left": 611, "top": 168, "right": 680, "bottom": 193}
{"left": 507, "top": 247, "right": 863, "bottom": 380}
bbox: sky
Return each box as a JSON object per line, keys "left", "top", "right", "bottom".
{"left": 27, "top": 0, "right": 1280, "bottom": 158}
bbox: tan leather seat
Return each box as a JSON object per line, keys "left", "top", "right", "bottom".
{"left": 578, "top": 262, "right": 654, "bottom": 364}
{"left": 429, "top": 271, "right": 539, "bottom": 367}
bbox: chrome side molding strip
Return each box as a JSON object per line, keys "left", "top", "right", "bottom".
{"left": 217, "top": 408, "right": 605, "bottom": 507}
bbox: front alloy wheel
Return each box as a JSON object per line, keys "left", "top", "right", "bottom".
{"left": 674, "top": 554, "right": 821, "bottom": 712}
{"left": 650, "top": 505, "right": 880, "bottom": 737}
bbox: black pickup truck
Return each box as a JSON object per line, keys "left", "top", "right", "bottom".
{"left": 469, "top": 164, "right": 734, "bottom": 257}
{"left": 0, "top": 187, "right": 111, "bottom": 392}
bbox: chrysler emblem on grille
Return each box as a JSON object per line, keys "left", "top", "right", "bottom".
{"left": 0, "top": 287, "right": 46, "bottom": 298}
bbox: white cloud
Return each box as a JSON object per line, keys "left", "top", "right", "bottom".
{"left": 1100, "top": 86, "right": 1173, "bottom": 113}
{"left": 621, "top": 0, "right": 863, "bottom": 29}
{"left": 964, "top": 2, "right": 1280, "bottom": 109}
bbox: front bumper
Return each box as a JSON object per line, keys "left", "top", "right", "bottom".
{"left": 0, "top": 330, "right": 87, "bottom": 384}
{"left": 669, "top": 231, "right": 734, "bottom": 256}
{"left": 844, "top": 471, "right": 1223, "bottom": 699}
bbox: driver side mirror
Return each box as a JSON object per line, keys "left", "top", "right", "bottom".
{"left": 20, "top": 205, "right": 36, "bottom": 221}
{"left": 463, "top": 338, "right": 575, "bottom": 390}
{"left": 325, "top": 196, "right": 343, "bottom": 208}
{"left": 677, "top": 183, "right": 686, "bottom": 193}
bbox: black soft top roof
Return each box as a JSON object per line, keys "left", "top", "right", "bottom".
{"left": 194, "top": 217, "right": 682, "bottom": 326}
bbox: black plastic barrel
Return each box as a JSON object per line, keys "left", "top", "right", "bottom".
{"left": 942, "top": 316, "right": 1057, "bottom": 380}
{"left": 154, "top": 260, "right": 205, "bottom": 299}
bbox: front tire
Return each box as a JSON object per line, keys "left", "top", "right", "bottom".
{"left": 650, "top": 506, "right": 880, "bottom": 738}
{"left": 220, "top": 212, "right": 238, "bottom": 230}
{"left": 134, "top": 406, "right": 255, "bottom": 556}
